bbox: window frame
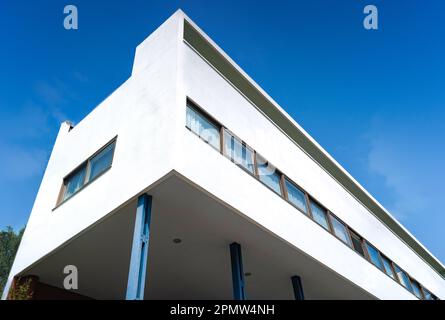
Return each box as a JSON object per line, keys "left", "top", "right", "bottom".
{"left": 307, "top": 198, "right": 331, "bottom": 232}
{"left": 421, "top": 287, "right": 438, "bottom": 300}
{"left": 87, "top": 140, "right": 116, "bottom": 183}
{"left": 56, "top": 137, "right": 117, "bottom": 207}
{"left": 222, "top": 128, "right": 255, "bottom": 175}
{"left": 282, "top": 176, "right": 309, "bottom": 215}
{"left": 59, "top": 162, "right": 88, "bottom": 203}
{"left": 348, "top": 229, "right": 367, "bottom": 258}
{"left": 328, "top": 213, "right": 353, "bottom": 247}
{"left": 183, "top": 98, "right": 439, "bottom": 300}
{"left": 393, "top": 263, "right": 414, "bottom": 293}
{"left": 410, "top": 278, "right": 425, "bottom": 300}
{"left": 380, "top": 254, "right": 397, "bottom": 281}
{"left": 364, "top": 241, "right": 385, "bottom": 271}
{"left": 255, "top": 153, "right": 284, "bottom": 196}
{"left": 185, "top": 101, "right": 222, "bottom": 152}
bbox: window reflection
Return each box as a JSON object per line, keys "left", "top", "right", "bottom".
{"left": 186, "top": 105, "right": 220, "bottom": 150}
{"left": 256, "top": 154, "right": 282, "bottom": 195}
{"left": 223, "top": 129, "right": 254, "bottom": 174}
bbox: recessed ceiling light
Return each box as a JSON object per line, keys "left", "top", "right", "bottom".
{"left": 173, "top": 238, "right": 182, "bottom": 244}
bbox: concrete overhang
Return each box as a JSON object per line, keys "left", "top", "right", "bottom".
{"left": 180, "top": 12, "right": 445, "bottom": 279}
{"left": 18, "top": 172, "right": 375, "bottom": 300}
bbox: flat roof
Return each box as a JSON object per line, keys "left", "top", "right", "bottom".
{"left": 182, "top": 15, "right": 445, "bottom": 279}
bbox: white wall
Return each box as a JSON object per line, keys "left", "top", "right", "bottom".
{"left": 2, "top": 11, "right": 185, "bottom": 300}
{"left": 4, "top": 10, "right": 444, "bottom": 300}
{"left": 176, "top": 14, "right": 445, "bottom": 299}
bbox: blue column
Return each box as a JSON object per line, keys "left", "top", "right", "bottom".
{"left": 291, "top": 275, "right": 305, "bottom": 300}
{"left": 126, "top": 194, "right": 152, "bottom": 300}
{"left": 230, "top": 242, "right": 246, "bottom": 300}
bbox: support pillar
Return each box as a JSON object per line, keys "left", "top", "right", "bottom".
{"left": 229, "top": 242, "right": 246, "bottom": 300}
{"left": 291, "top": 275, "right": 304, "bottom": 300}
{"left": 126, "top": 194, "right": 152, "bottom": 300}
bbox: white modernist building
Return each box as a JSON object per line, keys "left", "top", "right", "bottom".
{"left": 3, "top": 10, "right": 445, "bottom": 300}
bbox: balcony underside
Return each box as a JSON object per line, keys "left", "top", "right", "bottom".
{"left": 17, "top": 173, "right": 375, "bottom": 300}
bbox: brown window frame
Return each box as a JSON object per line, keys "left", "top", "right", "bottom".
{"left": 307, "top": 197, "right": 332, "bottom": 232}
{"left": 348, "top": 229, "right": 367, "bottom": 258}
{"left": 380, "top": 253, "right": 398, "bottom": 281}
{"left": 255, "top": 153, "right": 284, "bottom": 196}
{"left": 393, "top": 263, "right": 414, "bottom": 293}
{"left": 421, "top": 286, "right": 438, "bottom": 300}
{"left": 184, "top": 98, "right": 439, "bottom": 300}
{"left": 281, "top": 176, "right": 309, "bottom": 216}
{"left": 364, "top": 241, "right": 385, "bottom": 271}
{"left": 185, "top": 100, "right": 222, "bottom": 152}
{"left": 56, "top": 162, "right": 88, "bottom": 205}
{"left": 410, "top": 278, "right": 425, "bottom": 300}
{"left": 55, "top": 137, "right": 117, "bottom": 208}
{"left": 328, "top": 212, "right": 353, "bottom": 247}
{"left": 222, "top": 128, "right": 255, "bottom": 176}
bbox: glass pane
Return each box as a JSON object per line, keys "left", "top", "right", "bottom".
{"left": 394, "top": 265, "right": 413, "bottom": 292}
{"left": 411, "top": 281, "right": 423, "bottom": 299}
{"left": 423, "top": 288, "right": 434, "bottom": 300}
{"left": 256, "top": 155, "right": 282, "bottom": 195}
{"left": 330, "top": 215, "right": 351, "bottom": 246}
{"left": 223, "top": 130, "right": 254, "bottom": 174}
{"left": 186, "top": 106, "right": 220, "bottom": 150}
{"left": 351, "top": 235, "right": 365, "bottom": 257}
{"left": 63, "top": 165, "right": 86, "bottom": 200}
{"left": 284, "top": 179, "right": 307, "bottom": 214}
{"left": 381, "top": 256, "right": 396, "bottom": 279}
{"left": 365, "top": 242, "right": 384, "bottom": 270}
{"left": 310, "top": 201, "right": 330, "bottom": 230}
{"left": 89, "top": 142, "right": 115, "bottom": 181}
{"left": 423, "top": 289, "right": 432, "bottom": 300}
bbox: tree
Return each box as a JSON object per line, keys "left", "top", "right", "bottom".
{"left": 0, "top": 226, "right": 24, "bottom": 294}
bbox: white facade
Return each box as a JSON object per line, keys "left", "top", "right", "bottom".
{"left": 3, "top": 10, "right": 445, "bottom": 300}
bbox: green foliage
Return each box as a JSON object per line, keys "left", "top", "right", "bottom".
{"left": 0, "top": 226, "right": 24, "bottom": 295}
{"left": 8, "top": 277, "right": 33, "bottom": 300}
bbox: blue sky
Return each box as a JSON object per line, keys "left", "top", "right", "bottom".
{"left": 1, "top": 1, "right": 444, "bottom": 263}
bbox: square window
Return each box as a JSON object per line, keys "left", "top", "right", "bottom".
{"left": 186, "top": 105, "right": 220, "bottom": 150}
{"left": 256, "top": 154, "right": 282, "bottom": 195}
{"left": 63, "top": 165, "right": 87, "bottom": 201}
{"left": 422, "top": 288, "right": 437, "bottom": 300}
{"left": 411, "top": 280, "right": 423, "bottom": 299}
{"left": 59, "top": 138, "right": 116, "bottom": 205}
{"left": 284, "top": 178, "right": 307, "bottom": 214}
{"left": 381, "top": 256, "right": 396, "bottom": 280}
{"left": 88, "top": 141, "right": 115, "bottom": 182}
{"left": 330, "top": 215, "right": 352, "bottom": 246}
{"left": 350, "top": 232, "right": 366, "bottom": 257}
{"left": 223, "top": 130, "right": 254, "bottom": 174}
{"left": 393, "top": 264, "right": 414, "bottom": 292}
{"left": 365, "top": 242, "right": 384, "bottom": 271}
{"left": 309, "top": 200, "right": 330, "bottom": 231}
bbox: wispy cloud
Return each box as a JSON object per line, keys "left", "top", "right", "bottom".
{"left": 73, "top": 71, "right": 89, "bottom": 83}
{"left": 366, "top": 114, "right": 445, "bottom": 223}
{"left": 0, "top": 102, "right": 50, "bottom": 141}
{"left": 0, "top": 141, "right": 48, "bottom": 181}
{"left": 33, "top": 79, "right": 78, "bottom": 122}
{"left": 0, "top": 75, "right": 84, "bottom": 232}
{"left": 34, "top": 81, "right": 67, "bottom": 107}
{"left": 0, "top": 77, "right": 79, "bottom": 182}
